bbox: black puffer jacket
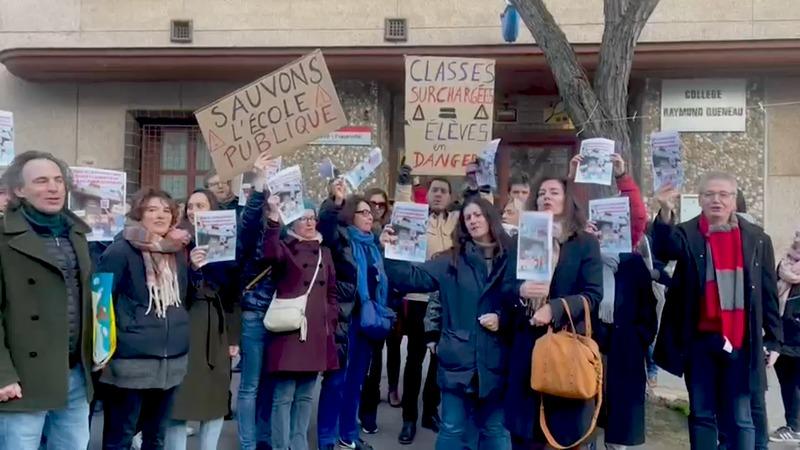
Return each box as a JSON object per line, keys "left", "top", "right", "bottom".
{"left": 98, "top": 238, "right": 190, "bottom": 359}
{"left": 237, "top": 191, "right": 277, "bottom": 313}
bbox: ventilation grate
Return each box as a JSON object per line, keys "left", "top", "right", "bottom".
{"left": 170, "top": 20, "right": 193, "bottom": 43}
{"left": 384, "top": 18, "right": 408, "bottom": 42}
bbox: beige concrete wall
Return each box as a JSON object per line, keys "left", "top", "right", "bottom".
{"left": 765, "top": 77, "right": 800, "bottom": 256}
{"left": 2, "top": 0, "right": 800, "bottom": 49}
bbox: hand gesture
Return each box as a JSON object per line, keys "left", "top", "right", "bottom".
{"left": 478, "top": 313, "right": 500, "bottom": 332}
{"left": 0, "top": 382, "right": 21, "bottom": 402}
{"left": 379, "top": 225, "right": 397, "bottom": 248}
{"left": 253, "top": 150, "right": 275, "bottom": 172}
{"left": 520, "top": 281, "right": 549, "bottom": 299}
{"left": 584, "top": 221, "right": 600, "bottom": 239}
{"left": 267, "top": 195, "right": 282, "bottom": 222}
{"left": 567, "top": 154, "right": 584, "bottom": 181}
{"left": 531, "top": 303, "right": 553, "bottom": 327}
{"left": 655, "top": 184, "right": 679, "bottom": 222}
{"left": 611, "top": 153, "right": 626, "bottom": 177}
{"left": 332, "top": 178, "right": 347, "bottom": 206}
{"left": 190, "top": 246, "right": 209, "bottom": 270}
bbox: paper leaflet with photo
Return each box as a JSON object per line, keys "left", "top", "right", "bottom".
{"left": 476, "top": 138, "right": 501, "bottom": 190}
{"left": 650, "top": 130, "right": 684, "bottom": 191}
{"left": 385, "top": 202, "right": 430, "bottom": 263}
{"left": 575, "top": 138, "right": 615, "bottom": 186}
{"left": 344, "top": 147, "right": 383, "bottom": 189}
{"left": 516, "top": 211, "right": 553, "bottom": 282}
{"left": 589, "top": 196, "right": 632, "bottom": 254}
{"left": 266, "top": 165, "right": 306, "bottom": 224}
{"left": 238, "top": 156, "right": 282, "bottom": 206}
{"left": 68, "top": 167, "right": 127, "bottom": 242}
{"left": 194, "top": 210, "right": 238, "bottom": 263}
{"left": 0, "top": 110, "right": 14, "bottom": 166}
{"left": 92, "top": 272, "right": 116, "bottom": 370}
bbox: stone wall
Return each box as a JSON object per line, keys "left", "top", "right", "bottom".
{"left": 636, "top": 78, "right": 766, "bottom": 223}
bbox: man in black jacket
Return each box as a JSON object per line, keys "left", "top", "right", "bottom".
{"left": 651, "top": 171, "right": 782, "bottom": 450}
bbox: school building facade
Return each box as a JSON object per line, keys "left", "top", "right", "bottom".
{"left": 3, "top": 0, "right": 800, "bottom": 251}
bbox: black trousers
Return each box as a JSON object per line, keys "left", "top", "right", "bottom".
{"left": 776, "top": 355, "right": 800, "bottom": 431}
{"left": 401, "top": 300, "right": 440, "bottom": 423}
{"left": 359, "top": 324, "right": 402, "bottom": 421}
{"left": 101, "top": 384, "right": 178, "bottom": 450}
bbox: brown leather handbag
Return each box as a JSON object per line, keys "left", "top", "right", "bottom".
{"left": 531, "top": 297, "right": 603, "bottom": 449}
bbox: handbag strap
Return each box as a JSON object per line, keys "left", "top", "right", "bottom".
{"left": 557, "top": 297, "right": 593, "bottom": 339}
{"left": 538, "top": 368, "right": 604, "bottom": 449}
{"left": 245, "top": 266, "right": 272, "bottom": 292}
{"left": 302, "top": 251, "right": 324, "bottom": 297}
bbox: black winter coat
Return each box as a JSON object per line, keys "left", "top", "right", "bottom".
{"left": 237, "top": 191, "right": 276, "bottom": 313}
{"left": 503, "top": 231, "right": 603, "bottom": 444}
{"left": 592, "top": 253, "right": 658, "bottom": 446}
{"left": 98, "top": 239, "right": 190, "bottom": 359}
{"left": 780, "top": 279, "right": 800, "bottom": 357}
{"left": 651, "top": 215, "right": 782, "bottom": 392}
{"left": 385, "top": 242, "right": 509, "bottom": 399}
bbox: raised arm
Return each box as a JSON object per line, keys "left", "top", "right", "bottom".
{"left": 616, "top": 174, "right": 647, "bottom": 248}
{"left": 384, "top": 256, "right": 444, "bottom": 295}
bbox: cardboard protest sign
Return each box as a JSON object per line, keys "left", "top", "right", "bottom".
{"left": 404, "top": 56, "right": 496, "bottom": 175}
{"left": 195, "top": 210, "right": 238, "bottom": 263}
{"left": 385, "top": 202, "right": 429, "bottom": 263}
{"left": 575, "top": 138, "right": 615, "bottom": 186}
{"left": 589, "top": 197, "right": 632, "bottom": 254}
{"left": 0, "top": 110, "right": 13, "bottom": 166}
{"left": 195, "top": 50, "right": 347, "bottom": 181}
{"left": 517, "top": 211, "right": 554, "bottom": 282}
{"left": 69, "top": 167, "right": 127, "bottom": 242}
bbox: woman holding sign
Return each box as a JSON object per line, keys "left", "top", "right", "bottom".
{"left": 165, "top": 189, "right": 240, "bottom": 450}
{"left": 380, "top": 196, "right": 512, "bottom": 450}
{"left": 503, "top": 176, "right": 603, "bottom": 450}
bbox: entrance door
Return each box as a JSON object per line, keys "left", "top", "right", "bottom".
{"left": 141, "top": 125, "right": 214, "bottom": 201}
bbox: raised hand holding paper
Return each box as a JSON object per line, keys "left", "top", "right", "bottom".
{"left": 589, "top": 196, "right": 632, "bottom": 254}
{"left": 575, "top": 138, "right": 615, "bottom": 186}
{"left": 194, "top": 210, "right": 238, "bottom": 263}
{"left": 266, "top": 165, "right": 306, "bottom": 224}
{"left": 650, "top": 130, "right": 684, "bottom": 191}
{"left": 517, "top": 211, "right": 553, "bottom": 282}
{"left": 385, "top": 202, "right": 429, "bottom": 262}
{"left": 476, "top": 138, "right": 501, "bottom": 190}
{"left": 344, "top": 147, "right": 383, "bottom": 189}
{"left": 239, "top": 156, "right": 282, "bottom": 206}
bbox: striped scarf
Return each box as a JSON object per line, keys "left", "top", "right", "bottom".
{"left": 698, "top": 214, "right": 746, "bottom": 349}
{"left": 123, "top": 221, "right": 187, "bottom": 318}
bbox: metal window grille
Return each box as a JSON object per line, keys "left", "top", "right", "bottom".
{"left": 384, "top": 18, "right": 408, "bottom": 42}
{"left": 170, "top": 20, "right": 193, "bottom": 43}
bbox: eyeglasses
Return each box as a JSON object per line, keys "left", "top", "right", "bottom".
{"left": 355, "top": 209, "right": 373, "bottom": 217}
{"left": 369, "top": 201, "right": 387, "bottom": 209}
{"left": 207, "top": 182, "right": 224, "bottom": 189}
{"left": 296, "top": 216, "right": 317, "bottom": 224}
{"left": 701, "top": 191, "right": 735, "bottom": 201}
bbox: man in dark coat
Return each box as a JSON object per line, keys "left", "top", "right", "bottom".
{"left": 651, "top": 171, "right": 782, "bottom": 450}
{"left": 0, "top": 151, "right": 94, "bottom": 449}
{"left": 205, "top": 171, "right": 242, "bottom": 216}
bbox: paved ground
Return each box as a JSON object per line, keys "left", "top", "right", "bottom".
{"left": 88, "top": 341, "right": 800, "bottom": 449}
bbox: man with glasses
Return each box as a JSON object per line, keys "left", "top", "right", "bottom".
{"left": 651, "top": 171, "right": 782, "bottom": 450}
{"left": 205, "top": 171, "right": 242, "bottom": 216}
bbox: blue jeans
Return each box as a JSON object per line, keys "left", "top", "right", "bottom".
{"left": 686, "top": 334, "right": 754, "bottom": 450}
{"left": 436, "top": 389, "right": 510, "bottom": 450}
{"left": 238, "top": 310, "right": 273, "bottom": 450}
{"left": 165, "top": 418, "right": 224, "bottom": 450}
{"left": 338, "top": 324, "right": 375, "bottom": 444}
{"left": 271, "top": 373, "right": 318, "bottom": 450}
{"left": 0, "top": 365, "right": 89, "bottom": 450}
{"left": 646, "top": 342, "right": 658, "bottom": 380}
{"left": 317, "top": 366, "right": 347, "bottom": 447}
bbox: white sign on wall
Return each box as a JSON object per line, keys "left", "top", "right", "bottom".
{"left": 661, "top": 79, "right": 746, "bottom": 132}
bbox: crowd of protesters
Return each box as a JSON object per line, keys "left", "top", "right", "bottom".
{"left": 0, "top": 146, "right": 794, "bottom": 450}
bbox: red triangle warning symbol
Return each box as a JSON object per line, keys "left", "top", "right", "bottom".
{"left": 206, "top": 130, "right": 226, "bottom": 153}
{"left": 412, "top": 105, "right": 425, "bottom": 121}
{"left": 316, "top": 86, "right": 333, "bottom": 107}
{"left": 474, "top": 104, "right": 490, "bottom": 121}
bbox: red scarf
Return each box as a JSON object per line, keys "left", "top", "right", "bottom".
{"left": 698, "top": 214, "right": 746, "bottom": 349}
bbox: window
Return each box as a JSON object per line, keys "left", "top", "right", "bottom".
{"left": 141, "top": 125, "right": 212, "bottom": 201}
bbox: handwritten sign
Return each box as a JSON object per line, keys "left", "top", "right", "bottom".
{"left": 195, "top": 50, "right": 347, "bottom": 180}
{"left": 404, "top": 56, "right": 496, "bottom": 176}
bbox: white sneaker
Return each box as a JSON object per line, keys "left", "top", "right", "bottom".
{"left": 769, "top": 426, "right": 800, "bottom": 443}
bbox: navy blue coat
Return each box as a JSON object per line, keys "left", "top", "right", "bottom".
{"left": 503, "top": 231, "right": 603, "bottom": 444}
{"left": 237, "top": 191, "right": 276, "bottom": 313}
{"left": 385, "top": 242, "right": 510, "bottom": 399}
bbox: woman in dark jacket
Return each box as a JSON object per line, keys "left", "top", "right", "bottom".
{"left": 98, "top": 188, "right": 191, "bottom": 449}
{"left": 504, "top": 176, "right": 603, "bottom": 450}
{"left": 263, "top": 194, "right": 339, "bottom": 450}
{"left": 316, "top": 185, "right": 388, "bottom": 450}
{"left": 165, "top": 189, "right": 240, "bottom": 450}
{"left": 381, "top": 196, "right": 512, "bottom": 450}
